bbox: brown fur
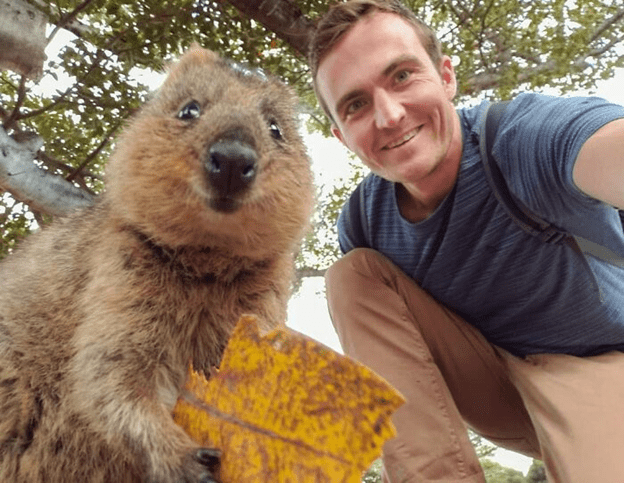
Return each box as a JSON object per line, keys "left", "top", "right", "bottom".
{"left": 0, "top": 46, "right": 314, "bottom": 482}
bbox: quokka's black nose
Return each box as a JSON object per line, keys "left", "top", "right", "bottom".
{"left": 205, "top": 138, "right": 258, "bottom": 198}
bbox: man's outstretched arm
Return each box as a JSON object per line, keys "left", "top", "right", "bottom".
{"left": 573, "top": 118, "right": 624, "bottom": 209}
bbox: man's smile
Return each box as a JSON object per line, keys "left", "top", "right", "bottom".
{"left": 382, "top": 125, "right": 422, "bottom": 150}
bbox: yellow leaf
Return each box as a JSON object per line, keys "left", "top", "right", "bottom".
{"left": 173, "top": 315, "right": 405, "bottom": 482}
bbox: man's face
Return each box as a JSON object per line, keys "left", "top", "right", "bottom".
{"left": 316, "top": 12, "right": 460, "bottom": 187}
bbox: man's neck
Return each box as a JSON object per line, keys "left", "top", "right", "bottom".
{"left": 395, "top": 184, "right": 444, "bottom": 222}
{"left": 397, "top": 118, "right": 463, "bottom": 223}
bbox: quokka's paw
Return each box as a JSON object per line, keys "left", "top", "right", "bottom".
{"left": 181, "top": 448, "right": 221, "bottom": 483}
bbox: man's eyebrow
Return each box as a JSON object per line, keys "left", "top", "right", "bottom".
{"left": 382, "top": 54, "right": 425, "bottom": 77}
{"left": 334, "top": 55, "right": 426, "bottom": 118}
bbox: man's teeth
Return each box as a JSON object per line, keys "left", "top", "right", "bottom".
{"left": 385, "top": 127, "right": 420, "bottom": 149}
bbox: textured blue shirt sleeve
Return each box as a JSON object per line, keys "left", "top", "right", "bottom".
{"left": 494, "top": 93, "right": 624, "bottom": 247}
{"left": 337, "top": 176, "right": 372, "bottom": 253}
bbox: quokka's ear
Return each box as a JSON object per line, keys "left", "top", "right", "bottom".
{"left": 184, "top": 43, "right": 219, "bottom": 63}
{"left": 161, "top": 43, "right": 219, "bottom": 88}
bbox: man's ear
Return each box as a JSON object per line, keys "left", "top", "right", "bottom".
{"left": 440, "top": 55, "right": 457, "bottom": 101}
{"left": 331, "top": 124, "right": 345, "bottom": 145}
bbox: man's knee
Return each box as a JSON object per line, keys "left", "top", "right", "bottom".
{"left": 324, "top": 248, "right": 391, "bottom": 332}
{"left": 325, "top": 248, "right": 387, "bottom": 292}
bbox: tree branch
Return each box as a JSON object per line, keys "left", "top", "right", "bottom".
{"left": 66, "top": 119, "right": 122, "bottom": 182}
{"left": 46, "top": 0, "right": 98, "bottom": 44}
{"left": 225, "top": 0, "right": 315, "bottom": 57}
{"left": 2, "top": 76, "right": 27, "bottom": 131}
{"left": 589, "top": 6, "right": 624, "bottom": 45}
{"left": 0, "top": 126, "right": 94, "bottom": 216}
{"left": 465, "top": 26, "right": 624, "bottom": 94}
{"left": 26, "top": 0, "right": 93, "bottom": 39}
{"left": 18, "top": 47, "right": 112, "bottom": 121}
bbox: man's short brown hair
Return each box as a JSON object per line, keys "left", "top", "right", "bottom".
{"left": 308, "top": 0, "right": 443, "bottom": 121}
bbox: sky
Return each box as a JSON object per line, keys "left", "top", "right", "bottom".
{"left": 286, "top": 71, "right": 624, "bottom": 475}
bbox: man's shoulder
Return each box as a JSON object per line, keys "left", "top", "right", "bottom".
{"left": 344, "top": 173, "right": 392, "bottom": 205}
{"left": 457, "top": 92, "right": 618, "bottom": 129}
{"left": 337, "top": 173, "right": 397, "bottom": 252}
{"left": 497, "top": 92, "right": 622, "bottom": 130}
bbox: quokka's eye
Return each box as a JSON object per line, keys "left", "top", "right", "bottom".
{"left": 269, "top": 120, "right": 282, "bottom": 140}
{"left": 177, "top": 100, "right": 201, "bottom": 120}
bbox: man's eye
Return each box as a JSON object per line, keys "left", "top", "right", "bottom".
{"left": 395, "top": 70, "right": 411, "bottom": 83}
{"left": 346, "top": 98, "right": 367, "bottom": 115}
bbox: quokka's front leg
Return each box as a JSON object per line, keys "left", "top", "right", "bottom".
{"left": 67, "top": 317, "right": 221, "bottom": 483}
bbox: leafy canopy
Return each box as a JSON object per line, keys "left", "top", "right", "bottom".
{"left": 1, "top": 0, "right": 623, "bottom": 264}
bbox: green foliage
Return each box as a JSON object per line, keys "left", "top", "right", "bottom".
{"left": 482, "top": 458, "right": 527, "bottom": 483}
{"left": 361, "top": 458, "right": 383, "bottom": 483}
{"left": 1, "top": 0, "right": 623, "bottom": 260}
{"left": 360, "top": 450, "right": 533, "bottom": 483}
{"left": 473, "top": 433, "right": 529, "bottom": 483}
{"left": 0, "top": 197, "right": 32, "bottom": 259}
{"left": 358, "top": 435, "right": 529, "bottom": 482}
{"left": 297, "top": 156, "right": 365, "bottom": 273}
{"left": 470, "top": 431, "right": 498, "bottom": 459}
{"left": 438, "top": 0, "right": 623, "bottom": 99}
{"left": 526, "top": 459, "right": 548, "bottom": 483}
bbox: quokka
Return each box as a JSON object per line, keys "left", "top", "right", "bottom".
{"left": 0, "top": 46, "right": 314, "bottom": 483}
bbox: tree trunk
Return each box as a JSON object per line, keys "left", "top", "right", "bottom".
{"left": 0, "top": 0, "right": 47, "bottom": 79}
{"left": 225, "top": 0, "right": 315, "bottom": 57}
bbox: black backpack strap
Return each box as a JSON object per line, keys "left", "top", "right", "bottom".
{"left": 574, "top": 235, "right": 624, "bottom": 268}
{"left": 481, "top": 101, "right": 624, "bottom": 268}
{"left": 481, "top": 101, "right": 570, "bottom": 245}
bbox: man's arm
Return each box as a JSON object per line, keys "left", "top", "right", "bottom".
{"left": 573, "top": 118, "right": 624, "bottom": 209}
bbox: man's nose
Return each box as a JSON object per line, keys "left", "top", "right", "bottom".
{"left": 373, "top": 89, "right": 405, "bottom": 129}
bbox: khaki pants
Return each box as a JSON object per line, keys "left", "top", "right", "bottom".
{"left": 325, "top": 248, "right": 624, "bottom": 483}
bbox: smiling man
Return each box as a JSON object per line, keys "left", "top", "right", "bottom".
{"left": 316, "top": 10, "right": 461, "bottom": 222}
{"left": 309, "top": 1, "right": 624, "bottom": 482}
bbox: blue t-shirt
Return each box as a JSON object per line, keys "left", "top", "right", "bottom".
{"left": 337, "top": 93, "right": 624, "bottom": 356}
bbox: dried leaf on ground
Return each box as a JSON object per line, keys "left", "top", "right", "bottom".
{"left": 173, "top": 315, "right": 405, "bottom": 482}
